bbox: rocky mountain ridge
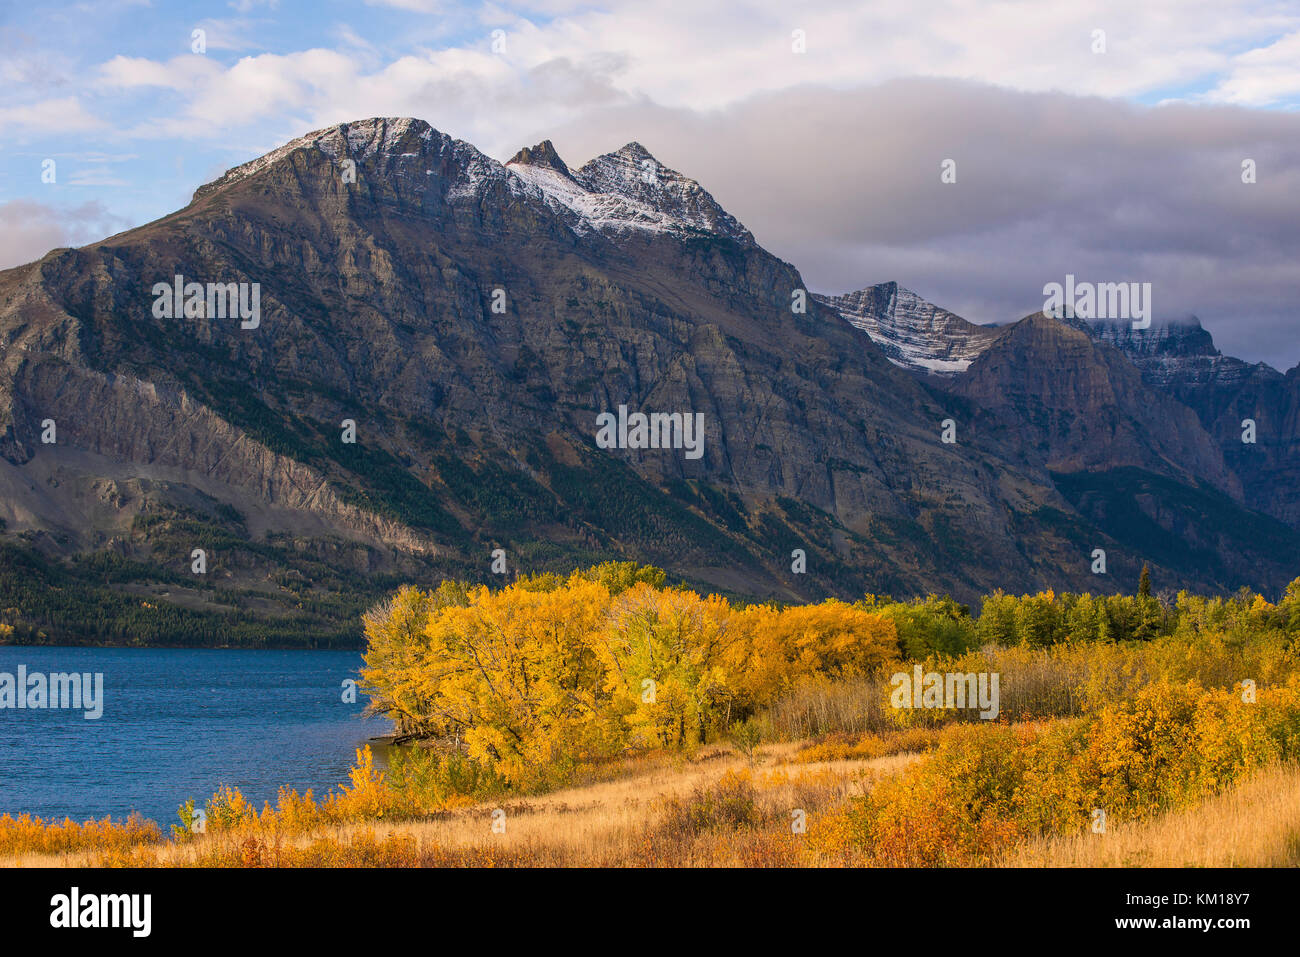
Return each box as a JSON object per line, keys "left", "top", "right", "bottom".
{"left": 0, "top": 117, "right": 1295, "bottom": 646}
{"left": 816, "top": 282, "right": 1002, "bottom": 375}
{"left": 825, "top": 282, "right": 1300, "bottom": 532}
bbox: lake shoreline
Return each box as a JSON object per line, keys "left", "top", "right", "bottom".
{"left": 0, "top": 646, "right": 387, "bottom": 824}
{"left": 0, "top": 639, "right": 366, "bottom": 652}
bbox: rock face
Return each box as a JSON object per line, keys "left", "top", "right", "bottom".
{"left": 816, "top": 282, "right": 1003, "bottom": 375}
{"left": 0, "top": 116, "right": 1296, "bottom": 644}
{"left": 823, "top": 284, "right": 1300, "bottom": 535}
{"left": 1071, "top": 316, "right": 1300, "bottom": 528}
{"left": 951, "top": 314, "right": 1238, "bottom": 494}
{"left": 1079, "top": 316, "right": 1247, "bottom": 384}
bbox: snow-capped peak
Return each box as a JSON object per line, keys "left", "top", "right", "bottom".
{"left": 193, "top": 117, "right": 495, "bottom": 201}
{"left": 192, "top": 118, "right": 754, "bottom": 246}
{"left": 506, "top": 139, "right": 573, "bottom": 177}
{"left": 816, "top": 282, "right": 1003, "bottom": 376}
{"left": 506, "top": 140, "right": 755, "bottom": 245}
{"left": 1062, "top": 313, "right": 1283, "bottom": 386}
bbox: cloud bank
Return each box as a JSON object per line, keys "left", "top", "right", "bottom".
{"left": 2, "top": 1, "right": 1298, "bottom": 364}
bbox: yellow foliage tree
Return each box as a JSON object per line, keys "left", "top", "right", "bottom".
{"left": 733, "top": 600, "right": 899, "bottom": 703}
{"left": 360, "top": 566, "right": 899, "bottom": 783}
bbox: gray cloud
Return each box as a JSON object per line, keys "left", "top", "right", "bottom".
{"left": 0, "top": 200, "right": 131, "bottom": 271}
{"left": 532, "top": 78, "right": 1300, "bottom": 368}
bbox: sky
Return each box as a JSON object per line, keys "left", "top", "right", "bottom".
{"left": 2, "top": 0, "right": 1299, "bottom": 365}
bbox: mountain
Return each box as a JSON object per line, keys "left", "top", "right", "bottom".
{"left": 1077, "top": 315, "right": 1272, "bottom": 387}
{"left": 823, "top": 281, "right": 1300, "bottom": 536}
{"left": 1074, "top": 316, "right": 1300, "bottom": 529}
{"left": 943, "top": 313, "right": 1300, "bottom": 589}
{"left": 0, "top": 117, "right": 1296, "bottom": 646}
{"left": 815, "top": 282, "right": 1002, "bottom": 375}
{"left": 951, "top": 314, "right": 1238, "bottom": 491}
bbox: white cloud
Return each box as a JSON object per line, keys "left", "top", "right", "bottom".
{"left": 1203, "top": 30, "right": 1300, "bottom": 106}
{"left": 0, "top": 97, "right": 105, "bottom": 136}
{"left": 193, "top": 16, "right": 271, "bottom": 52}
{"left": 98, "top": 54, "right": 223, "bottom": 91}
{"left": 60, "top": 0, "right": 1300, "bottom": 157}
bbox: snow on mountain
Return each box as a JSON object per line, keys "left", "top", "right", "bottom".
{"left": 506, "top": 140, "right": 756, "bottom": 245}
{"left": 818, "top": 282, "right": 1282, "bottom": 395}
{"left": 816, "top": 282, "right": 1003, "bottom": 376}
{"left": 194, "top": 119, "right": 755, "bottom": 249}
{"left": 193, "top": 117, "right": 507, "bottom": 203}
{"left": 1064, "top": 315, "right": 1283, "bottom": 389}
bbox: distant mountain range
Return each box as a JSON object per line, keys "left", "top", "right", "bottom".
{"left": 824, "top": 283, "right": 1300, "bottom": 530}
{"left": 0, "top": 116, "right": 1295, "bottom": 646}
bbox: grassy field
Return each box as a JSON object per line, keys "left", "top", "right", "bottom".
{"left": 4, "top": 734, "right": 1297, "bottom": 867}
{"left": 1, "top": 742, "right": 915, "bottom": 867}
{"left": 1005, "top": 762, "right": 1300, "bottom": 868}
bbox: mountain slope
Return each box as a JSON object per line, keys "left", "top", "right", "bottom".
{"left": 950, "top": 313, "right": 1237, "bottom": 493}
{"left": 941, "top": 313, "right": 1300, "bottom": 589}
{"left": 506, "top": 139, "right": 756, "bottom": 244}
{"left": 0, "top": 117, "right": 1295, "bottom": 645}
{"left": 823, "top": 282, "right": 1300, "bottom": 534}
{"left": 1071, "top": 316, "right": 1300, "bottom": 528}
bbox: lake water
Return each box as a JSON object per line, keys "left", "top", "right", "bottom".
{"left": 0, "top": 647, "right": 391, "bottom": 826}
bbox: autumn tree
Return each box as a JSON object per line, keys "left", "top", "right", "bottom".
{"left": 733, "top": 600, "right": 899, "bottom": 705}
{"left": 592, "top": 583, "right": 739, "bottom": 750}
{"left": 362, "top": 566, "right": 897, "bottom": 783}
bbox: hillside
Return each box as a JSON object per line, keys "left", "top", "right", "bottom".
{"left": 0, "top": 117, "right": 1296, "bottom": 645}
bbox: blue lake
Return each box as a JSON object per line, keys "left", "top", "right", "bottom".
{"left": 0, "top": 647, "right": 391, "bottom": 826}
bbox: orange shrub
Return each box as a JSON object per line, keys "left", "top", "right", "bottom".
{"left": 0, "top": 812, "right": 161, "bottom": 858}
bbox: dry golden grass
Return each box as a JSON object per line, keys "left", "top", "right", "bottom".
{"left": 12, "top": 740, "right": 1300, "bottom": 868}
{"left": 3, "top": 742, "right": 919, "bottom": 868}
{"left": 261, "top": 744, "right": 913, "bottom": 867}
{"left": 1004, "top": 762, "right": 1300, "bottom": 868}
{"left": 4, "top": 843, "right": 137, "bottom": 869}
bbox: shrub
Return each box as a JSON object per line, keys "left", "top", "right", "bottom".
{"left": 657, "top": 770, "right": 760, "bottom": 839}
{"left": 812, "top": 679, "right": 1300, "bottom": 866}
{"left": 0, "top": 812, "right": 161, "bottom": 858}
